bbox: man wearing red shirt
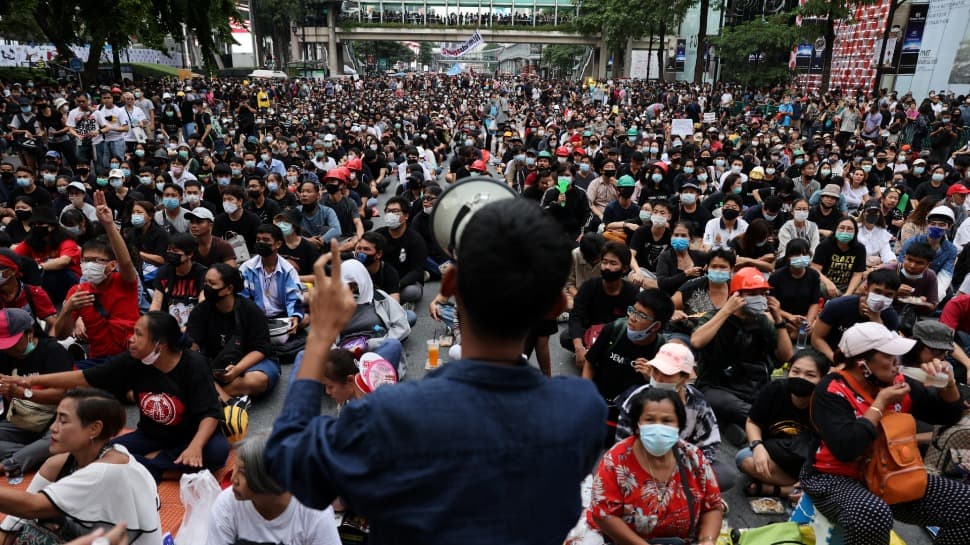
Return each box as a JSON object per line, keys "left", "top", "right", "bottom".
{"left": 53, "top": 191, "right": 139, "bottom": 369}
{"left": 0, "top": 248, "right": 56, "bottom": 331}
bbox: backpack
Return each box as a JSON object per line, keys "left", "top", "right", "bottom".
{"left": 925, "top": 412, "right": 970, "bottom": 478}
{"left": 839, "top": 370, "right": 928, "bottom": 504}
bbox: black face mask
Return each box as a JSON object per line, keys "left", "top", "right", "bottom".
{"left": 164, "top": 252, "right": 183, "bottom": 266}
{"left": 600, "top": 268, "right": 624, "bottom": 282}
{"left": 787, "top": 377, "right": 816, "bottom": 398}
{"left": 325, "top": 184, "right": 340, "bottom": 195}
{"left": 603, "top": 170, "right": 616, "bottom": 177}
{"left": 14, "top": 210, "right": 31, "bottom": 222}
{"left": 537, "top": 168, "right": 551, "bottom": 178}
{"left": 619, "top": 187, "right": 635, "bottom": 199}
{"left": 254, "top": 242, "right": 274, "bottom": 257}
{"left": 722, "top": 208, "right": 740, "bottom": 220}
{"left": 247, "top": 189, "right": 261, "bottom": 199}
{"left": 203, "top": 285, "right": 225, "bottom": 302}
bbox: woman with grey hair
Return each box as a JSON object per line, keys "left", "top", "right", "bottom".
{"left": 208, "top": 434, "right": 340, "bottom": 545}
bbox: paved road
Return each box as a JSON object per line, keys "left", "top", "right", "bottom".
{"left": 234, "top": 170, "right": 933, "bottom": 543}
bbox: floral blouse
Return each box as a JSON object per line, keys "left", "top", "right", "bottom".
{"left": 587, "top": 437, "right": 721, "bottom": 541}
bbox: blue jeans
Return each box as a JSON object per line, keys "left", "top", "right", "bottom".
{"left": 111, "top": 427, "right": 230, "bottom": 482}
{"left": 289, "top": 338, "right": 404, "bottom": 389}
{"left": 96, "top": 139, "right": 125, "bottom": 172}
{"left": 182, "top": 122, "right": 197, "bottom": 141}
{"left": 247, "top": 358, "right": 281, "bottom": 394}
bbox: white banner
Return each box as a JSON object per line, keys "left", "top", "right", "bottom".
{"left": 440, "top": 32, "right": 485, "bottom": 58}
{"left": 0, "top": 43, "right": 183, "bottom": 68}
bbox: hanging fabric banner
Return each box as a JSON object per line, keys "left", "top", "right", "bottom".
{"left": 440, "top": 32, "right": 486, "bottom": 58}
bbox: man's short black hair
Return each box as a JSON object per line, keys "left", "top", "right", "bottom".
{"left": 636, "top": 288, "right": 674, "bottom": 325}
{"left": 385, "top": 196, "right": 410, "bottom": 215}
{"left": 257, "top": 223, "right": 284, "bottom": 242}
{"left": 867, "top": 268, "right": 901, "bottom": 291}
{"left": 170, "top": 233, "right": 198, "bottom": 255}
{"left": 456, "top": 198, "right": 571, "bottom": 341}
{"left": 603, "top": 241, "right": 632, "bottom": 270}
{"left": 362, "top": 231, "right": 387, "bottom": 253}
{"left": 904, "top": 241, "right": 936, "bottom": 262}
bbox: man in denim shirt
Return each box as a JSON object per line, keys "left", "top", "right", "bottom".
{"left": 267, "top": 198, "right": 606, "bottom": 544}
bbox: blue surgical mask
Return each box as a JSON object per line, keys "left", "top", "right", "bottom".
{"left": 651, "top": 173, "right": 663, "bottom": 183}
{"left": 23, "top": 339, "right": 36, "bottom": 356}
{"left": 683, "top": 167, "right": 694, "bottom": 174}
{"left": 671, "top": 238, "right": 690, "bottom": 252}
{"left": 639, "top": 211, "right": 652, "bottom": 222}
{"left": 928, "top": 226, "right": 946, "bottom": 239}
{"left": 276, "top": 222, "right": 293, "bottom": 236}
{"left": 627, "top": 323, "right": 657, "bottom": 343}
{"left": 15, "top": 177, "right": 31, "bottom": 187}
{"left": 163, "top": 197, "right": 180, "bottom": 210}
{"left": 914, "top": 166, "right": 925, "bottom": 175}
{"left": 579, "top": 163, "right": 590, "bottom": 173}
{"left": 764, "top": 213, "right": 777, "bottom": 222}
{"left": 790, "top": 256, "right": 812, "bottom": 269}
{"left": 681, "top": 193, "right": 697, "bottom": 205}
{"left": 526, "top": 157, "right": 536, "bottom": 166}
{"left": 708, "top": 270, "right": 731, "bottom": 284}
{"left": 639, "top": 424, "right": 680, "bottom": 456}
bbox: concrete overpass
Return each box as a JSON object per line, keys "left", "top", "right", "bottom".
{"left": 299, "top": 15, "right": 609, "bottom": 78}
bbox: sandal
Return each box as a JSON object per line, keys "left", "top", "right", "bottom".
{"left": 744, "top": 481, "right": 783, "bottom": 497}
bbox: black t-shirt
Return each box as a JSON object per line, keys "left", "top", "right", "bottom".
{"left": 0, "top": 337, "right": 73, "bottom": 388}
{"left": 279, "top": 237, "right": 319, "bottom": 276}
{"left": 568, "top": 278, "right": 639, "bottom": 339}
{"left": 585, "top": 319, "right": 663, "bottom": 402}
{"left": 808, "top": 205, "right": 841, "bottom": 233}
{"left": 153, "top": 262, "right": 207, "bottom": 326}
{"left": 817, "top": 294, "right": 899, "bottom": 351}
{"left": 769, "top": 266, "right": 821, "bottom": 316}
{"left": 9, "top": 185, "right": 52, "bottom": 209}
{"left": 629, "top": 227, "right": 670, "bottom": 272}
{"left": 748, "top": 379, "right": 812, "bottom": 438}
{"left": 375, "top": 227, "right": 428, "bottom": 287}
{"left": 675, "top": 205, "right": 713, "bottom": 238}
{"left": 82, "top": 349, "right": 223, "bottom": 443}
{"left": 186, "top": 296, "right": 275, "bottom": 361}
{"left": 371, "top": 261, "right": 400, "bottom": 295}
{"left": 245, "top": 198, "right": 282, "bottom": 226}
{"left": 811, "top": 239, "right": 866, "bottom": 292}
{"left": 213, "top": 211, "right": 262, "bottom": 252}
{"left": 912, "top": 180, "right": 949, "bottom": 203}
{"left": 325, "top": 196, "right": 360, "bottom": 235}
{"left": 125, "top": 222, "right": 170, "bottom": 256}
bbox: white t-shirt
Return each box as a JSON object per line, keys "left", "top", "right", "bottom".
{"left": 208, "top": 487, "right": 340, "bottom": 545}
{"left": 96, "top": 105, "right": 129, "bottom": 142}
{"left": 123, "top": 106, "right": 149, "bottom": 142}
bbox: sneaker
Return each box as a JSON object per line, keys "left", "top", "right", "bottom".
{"left": 557, "top": 312, "right": 570, "bottom": 323}
{"left": 225, "top": 395, "right": 252, "bottom": 411}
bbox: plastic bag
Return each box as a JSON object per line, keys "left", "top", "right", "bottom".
{"left": 176, "top": 469, "right": 221, "bottom": 545}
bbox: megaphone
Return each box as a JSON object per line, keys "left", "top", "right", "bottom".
{"left": 430, "top": 176, "right": 518, "bottom": 257}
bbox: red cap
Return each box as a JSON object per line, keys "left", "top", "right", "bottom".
{"left": 346, "top": 157, "right": 363, "bottom": 172}
{"left": 324, "top": 167, "right": 350, "bottom": 183}
{"left": 555, "top": 146, "right": 570, "bottom": 157}
{"left": 0, "top": 308, "right": 32, "bottom": 349}
{"left": 730, "top": 266, "right": 771, "bottom": 293}
{"left": 470, "top": 159, "right": 488, "bottom": 172}
{"left": 572, "top": 147, "right": 586, "bottom": 156}
{"left": 569, "top": 134, "right": 582, "bottom": 144}
{"left": 947, "top": 184, "right": 970, "bottom": 196}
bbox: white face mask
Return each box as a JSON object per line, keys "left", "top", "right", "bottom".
{"left": 81, "top": 262, "right": 108, "bottom": 284}
{"left": 223, "top": 202, "right": 239, "bottom": 215}
{"left": 794, "top": 210, "right": 810, "bottom": 222}
{"left": 141, "top": 343, "right": 161, "bottom": 366}
{"left": 385, "top": 212, "right": 402, "bottom": 229}
{"left": 866, "top": 292, "right": 894, "bottom": 313}
{"left": 649, "top": 377, "right": 679, "bottom": 391}
{"left": 423, "top": 205, "right": 433, "bottom": 215}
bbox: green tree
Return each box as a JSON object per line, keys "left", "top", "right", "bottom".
{"left": 253, "top": 0, "right": 301, "bottom": 67}
{"left": 353, "top": 41, "right": 416, "bottom": 68}
{"left": 0, "top": 0, "right": 238, "bottom": 82}
{"left": 799, "top": 0, "right": 878, "bottom": 93}
{"left": 418, "top": 42, "right": 434, "bottom": 68}
{"left": 542, "top": 44, "right": 586, "bottom": 78}
{"left": 710, "top": 11, "right": 807, "bottom": 87}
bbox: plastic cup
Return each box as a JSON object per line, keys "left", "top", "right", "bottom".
{"left": 427, "top": 339, "right": 440, "bottom": 368}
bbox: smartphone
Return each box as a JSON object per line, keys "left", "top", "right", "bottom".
{"left": 212, "top": 369, "right": 228, "bottom": 377}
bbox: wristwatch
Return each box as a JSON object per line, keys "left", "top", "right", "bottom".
{"left": 749, "top": 439, "right": 764, "bottom": 450}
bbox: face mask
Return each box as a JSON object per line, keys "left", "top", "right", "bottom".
{"left": 248, "top": 189, "right": 262, "bottom": 200}
{"left": 81, "top": 262, "right": 107, "bottom": 284}
{"left": 16, "top": 177, "right": 31, "bottom": 187}
{"left": 765, "top": 168, "right": 776, "bottom": 175}
{"left": 683, "top": 167, "right": 694, "bottom": 175}
{"left": 139, "top": 342, "right": 162, "bottom": 365}
{"left": 223, "top": 201, "right": 239, "bottom": 215}
{"left": 900, "top": 266, "right": 923, "bottom": 280}
{"left": 579, "top": 163, "right": 590, "bottom": 173}
{"left": 866, "top": 292, "right": 894, "bottom": 313}
{"left": 835, "top": 232, "right": 854, "bottom": 243}
{"left": 914, "top": 166, "right": 925, "bottom": 175}
{"left": 639, "top": 423, "right": 680, "bottom": 456}
{"left": 315, "top": 151, "right": 325, "bottom": 159}
{"left": 110, "top": 178, "right": 123, "bottom": 189}
{"left": 650, "top": 377, "right": 679, "bottom": 391}
{"left": 639, "top": 211, "right": 652, "bottom": 222}
{"left": 862, "top": 165, "right": 872, "bottom": 173}
{"left": 261, "top": 154, "right": 271, "bottom": 162}
{"left": 244, "top": 161, "right": 255, "bottom": 169}
{"left": 743, "top": 294, "right": 768, "bottom": 315}
{"left": 68, "top": 195, "right": 85, "bottom": 207}
{"left": 121, "top": 168, "right": 130, "bottom": 177}
{"left": 183, "top": 194, "right": 200, "bottom": 205}
{"left": 787, "top": 376, "right": 816, "bottom": 397}
{"left": 650, "top": 147, "right": 660, "bottom": 154}
{"left": 275, "top": 222, "right": 293, "bottom": 237}
{"left": 162, "top": 197, "right": 181, "bottom": 211}
{"left": 707, "top": 270, "right": 731, "bottom": 284}
{"left": 626, "top": 324, "right": 655, "bottom": 343}
{"left": 178, "top": 151, "right": 189, "bottom": 160}
{"left": 651, "top": 173, "right": 663, "bottom": 183}
{"left": 218, "top": 177, "right": 231, "bottom": 186}
{"left": 526, "top": 158, "right": 536, "bottom": 166}
{"left": 722, "top": 208, "right": 740, "bottom": 220}
{"left": 794, "top": 210, "right": 809, "bottom": 222}
{"left": 56, "top": 186, "right": 67, "bottom": 194}
{"left": 385, "top": 212, "right": 402, "bottom": 229}
{"left": 731, "top": 165, "right": 743, "bottom": 173}
{"left": 137, "top": 175, "right": 151, "bottom": 186}
{"left": 22, "top": 339, "right": 36, "bottom": 356}
{"left": 651, "top": 215, "right": 668, "bottom": 228}
{"left": 600, "top": 268, "right": 624, "bottom": 282}
{"left": 203, "top": 285, "right": 224, "bottom": 302}
{"left": 603, "top": 170, "right": 616, "bottom": 178}
{"left": 697, "top": 173, "right": 708, "bottom": 182}
{"left": 932, "top": 173, "right": 945, "bottom": 182}
{"left": 794, "top": 158, "right": 805, "bottom": 166}
{"left": 164, "top": 251, "right": 182, "bottom": 266}
{"left": 95, "top": 177, "right": 109, "bottom": 187}
{"left": 671, "top": 238, "right": 690, "bottom": 252}
{"left": 109, "top": 162, "right": 120, "bottom": 170}
{"left": 63, "top": 225, "right": 81, "bottom": 236}
{"left": 790, "top": 255, "right": 812, "bottom": 269}
{"left": 42, "top": 173, "right": 55, "bottom": 184}
{"left": 14, "top": 210, "right": 31, "bottom": 222}
{"left": 764, "top": 213, "right": 777, "bottom": 222}
{"left": 715, "top": 159, "right": 725, "bottom": 167}
{"left": 732, "top": 186, "right": 743, "bottom": 195}
{"left": 254, "top": 241, "right": 274, "bottom": 257}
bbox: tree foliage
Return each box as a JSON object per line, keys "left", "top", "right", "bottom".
{"left": 418, "top": 42, "right": 434, "bottom": 68}
{"left": 711, "top": 11, "right": 808, "bottom": 87}
{"left": 353, "top": 41, "right": 416, "bottom": 67}
{"left": 0, "top": 0, "right": 238, "bottom": 81}
{"left": 542, "top": 44, "right": 586, "bottom": 77}
{"left": 252, "top": 0, "right": 301, "bottom": 67}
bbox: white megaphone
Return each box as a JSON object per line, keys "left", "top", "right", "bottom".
{"left": 430, "top": 176, "right": 518, "bottom": 257}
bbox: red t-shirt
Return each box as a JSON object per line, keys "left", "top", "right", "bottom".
{"left": 66, "top": 272, "right": 139, "bottom": 357}
{"left": 14, "top": 239, "right": 82, "bottom": 276}
{"left": 940, "top": 294, "right": 970, "bottom": 334}
{"left": 0, "top": 283, "right": 56, "bottom": 320}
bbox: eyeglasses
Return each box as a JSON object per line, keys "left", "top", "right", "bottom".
{"left": 422, "top": 195, "right": 436, "bottom": 201}
{"left": 81, "top": 257, "right": 112, "bottom": 265}
{"left": 627, "top": 306, "right": 654, "bottom": 322}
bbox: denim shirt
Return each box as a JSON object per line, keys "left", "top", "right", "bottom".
{"left": 266, "top": 359, "right": 607, "bottom": 544}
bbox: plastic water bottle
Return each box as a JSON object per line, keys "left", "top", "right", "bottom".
{"left": 900, "top": 366, "right": 950, "bottom": 388}
{"left": 796, "top": 322, "right": 809, "bottom": 349}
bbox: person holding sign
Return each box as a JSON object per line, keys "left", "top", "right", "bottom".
{"left": 541, "top": 169, "right": 592, "bottom": 241}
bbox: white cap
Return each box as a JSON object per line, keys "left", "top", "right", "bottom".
{"left": 928, "top": 205, "right": 955, "bottom": 223}
{"left": 648, "top": 343, "right": 695, "bottom": 376}
{"left": 66, "top": 181, "right": 86, "bottom": 193}
{"left": 185, "top": 208, "right": 214, "bottom": 222}
{"left": 108, "top": 168, "right": 125, "bottom": 180}
{"left": 838, "top": 322, "right": 916, "bottom": 358}
{"left": 162, "top": 92, "right": 172, "bottom": 99}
